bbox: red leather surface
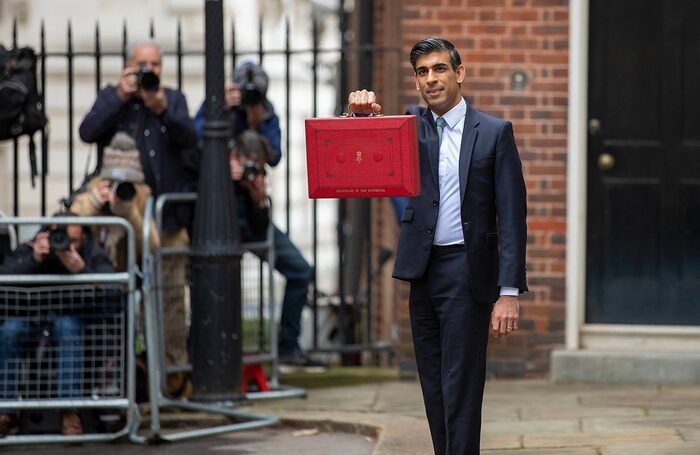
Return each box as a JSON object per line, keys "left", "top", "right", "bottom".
{"left": 305, "top": 115, "right": 420, "bottom": 198}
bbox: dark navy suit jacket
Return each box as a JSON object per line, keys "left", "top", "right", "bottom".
{"left": 392, "top": 99, "right": 528, "bottom": 305}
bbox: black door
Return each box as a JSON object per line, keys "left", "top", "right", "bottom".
{"left": 586, "top": 0, "right": 700, "bottom": 324}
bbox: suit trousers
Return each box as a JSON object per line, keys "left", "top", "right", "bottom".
{"left": 409, "top": 244, "right": 491, "bottom": 455}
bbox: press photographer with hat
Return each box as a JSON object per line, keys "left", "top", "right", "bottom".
{"left": 71, "top": 132, "right": 159, "bottom": 270}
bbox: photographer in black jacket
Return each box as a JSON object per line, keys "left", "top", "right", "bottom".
{"left": 0, "top": 214, "right": 114, "bottom": 437}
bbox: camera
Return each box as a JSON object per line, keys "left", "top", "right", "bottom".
{"left": 48, "top": 227, "right": 71, "bottom": 252}
{"left": 240, "top": 82, "right": 264, "bottom": 107}
{"left": 136, "top": 66, "right": 160, "bottom": 92}
{"left": 111, "top": 181, "right": 136, "bottom": 202}
{"left": 242, "top": 160, "right": 265, "bottom": 182}
{"left": 239, "top": 64, "right": 264, "bottom": 106}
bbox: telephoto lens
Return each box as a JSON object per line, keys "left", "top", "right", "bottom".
{"left": 112, "top": 181, "right": 136, "bottom": 202}
{"left": 137, "top": 66, "right": 160, "bottom": 92}
{"left": 48, "top": 227, "right": 71, "bottom": 251}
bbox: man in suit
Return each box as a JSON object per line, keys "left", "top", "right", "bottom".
{"left": 348, "top": 37, "right": 527, "bottom": 454}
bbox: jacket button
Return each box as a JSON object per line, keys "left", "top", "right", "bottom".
{"left": 427, "top": 227, "right": 433, "bottom": 235}
{"left": 432, "top": 200, "right": 438, "bottom": 207}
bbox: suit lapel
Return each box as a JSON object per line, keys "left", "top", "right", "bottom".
{"left": 422, "top": 108, "right": 440, "bottom": 187}
{"left": 459, "top": 103, "right": 479, "bottom": 204}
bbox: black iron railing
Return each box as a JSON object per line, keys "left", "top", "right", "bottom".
{"left": 2, "top": 8, "right": 401, "bottom": 360}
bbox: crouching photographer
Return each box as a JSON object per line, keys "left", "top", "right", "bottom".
{"left": 71, "top": 132, "right": 159, "bottom": 270}
{"left": 230, "top": 130, "right": 271, "bottom": 242}
{"left": 229, "top": 132, "right": 324, "bottom": 370}
{"left": 0, "top": 214, "right": 115, "bottom": 437}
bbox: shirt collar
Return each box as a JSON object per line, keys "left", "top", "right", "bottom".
{"left": 431, "top": 98, "right": 467, "bottom": 129}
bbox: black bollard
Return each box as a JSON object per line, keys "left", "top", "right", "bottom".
{"left": 189, "top": 0, "right": 242, "bottom": 401}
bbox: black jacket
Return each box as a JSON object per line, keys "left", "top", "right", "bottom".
{"left": 392, "top": 101, "right": 528, "bottom": 305}
{"left": 79, "top": 85, "right": 199, "bottom": 231}
{"left": 0, "top": 234, "right": 118, "bottom": 317}
{"left": 235, "top": 183, "right": 269, "bottom": 243}
{"left": 0, "top": 235, "right": 115, "bottom": 275}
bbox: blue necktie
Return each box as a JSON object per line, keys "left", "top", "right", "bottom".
{"left": 436, "top": 116, "right": 446, "bottom": 147}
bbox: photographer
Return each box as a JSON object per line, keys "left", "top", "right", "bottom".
{"left": 79, "top": 40, "right": 199, "bottom": 237}
{"left": 0, "top": 214, "right": 115, "bottom": 437}
{"left": 71, "top": 132, "right": 159, "bottom": 270}
{"left": 79, "top": 41, "right": 197, "bottom": 376}
{"left": 229, "top": 131, "right": 271, "bottom": 243}
{"left": 230, "top": 132, "right": 319, "bottom": 368}
{"left": 194, "top": 61, "right": 281, "bottom": 166}
{"left": 197, "top": 63, "right": 322, "bottom": 369}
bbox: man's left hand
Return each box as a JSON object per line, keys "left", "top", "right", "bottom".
{"left": 55, "top": 244, "right": 86, "bottom": 274}
{"left": 140, "top": 87, "right": 168, "bottom": 115}
{"left": 490, "top": 295, "right": 519, "bottom": 338}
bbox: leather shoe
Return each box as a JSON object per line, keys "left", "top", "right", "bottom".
{"left": 61, "top": 412, "right": 83, "bottom": 436}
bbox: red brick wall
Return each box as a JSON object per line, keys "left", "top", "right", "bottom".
{"left": 371, "top": 0, "right": 569, "bottom": 377}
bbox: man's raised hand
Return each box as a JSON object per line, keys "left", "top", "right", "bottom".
{"left": 348, "top": 89, "right": 381, "bottom": 116}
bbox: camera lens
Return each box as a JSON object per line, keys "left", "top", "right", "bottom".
{"left": 49, "top": 228, "right": 70, "bottom": 252}
{"left": 241, "top": 84, "right": 263, "bottom": 106}
{"left": 112, "top": 181, "right": 136, "bottom": 201}
{"left": 138, "top": 67, "right": 160, "bottom": 92}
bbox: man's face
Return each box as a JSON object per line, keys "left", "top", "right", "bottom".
{"left": 413, "top": 50, "right": 465, "bottom": 116}
{"left": 130, "top": 44, "right": 162, "bottom": 78}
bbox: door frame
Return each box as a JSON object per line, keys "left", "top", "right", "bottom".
{"left": 566, "top": 0, "right": 700, "bottom": 350}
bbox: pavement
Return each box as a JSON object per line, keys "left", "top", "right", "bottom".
{"left": 239, "top": 372, "right": 700, "bottom": 454}
{"left": 4, "top": 369, "right": 700, "bottom": 454}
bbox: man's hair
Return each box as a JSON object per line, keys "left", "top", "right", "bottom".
{"left": 41, "top": 210, "right": 85, "bottom": 234}
{"left": 409, "top": 38, "right": 462, "bottom": 72}
{"left": 51, "top": 210, "right": 78, "bottom": 218}
{"left": 233, "top": 130, "right": 274, "bottom": 163}
{"left": 127, "top": 40, "right": 162, "bottom": 61}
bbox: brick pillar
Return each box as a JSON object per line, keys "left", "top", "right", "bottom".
{"left": 371, "top": 0, "right": 570, "bottom": 378}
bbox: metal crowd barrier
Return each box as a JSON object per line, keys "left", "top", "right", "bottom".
{"left": 0, "top": 216, "right": 138, "bottom": 446}
{"left": 135, "top": 192, "right": 294, "bottom": 443}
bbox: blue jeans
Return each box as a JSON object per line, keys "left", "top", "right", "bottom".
{"left": 0, "top": 316, "right": 83, "bottom": 414}
{"left": 271, "top": 226, "right": 312, "bottom": 355}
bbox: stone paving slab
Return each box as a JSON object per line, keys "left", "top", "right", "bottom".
{"left": 679, "top": 429, "right": 700, "bottom": 442}
{"left": 523, "top": 428, "right": 682, "bottom": 448}
{"left": 580, "top": 393, "right": 700, "bottom": 409}
{"left": 481, "top": 433, "right": 522, "bottom": 450}
{"left": 582, "top": 415, "right": 700, "bottom": 433}
{"left": 483, "top": 448, "right": 598, "bottom": 455}
{"left": 520, "top": 405, "right": 645, "bottom": 420}
{"left": 602, "top": 443, "right": 700, "bottom": 455}
{"left": 482, "top": 405, "right": 521, "bottom": 422}
{"left": 240, "top": 378, "right": 700, "bottom": 455}
{"left": 482, "top": 418, "right": 581, "bottom": 435}
{"left": 371, "top": 381, "right": 426, "bottom": 413}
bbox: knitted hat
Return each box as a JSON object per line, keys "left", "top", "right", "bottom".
{"left": 99, "top": 132, "right": 144, "bottom": 183}
{"left": 232, "top": 61, "right": 268, "bottom": 101}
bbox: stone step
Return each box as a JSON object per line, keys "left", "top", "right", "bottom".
{"left": 552, "top": 350, "right": 700, "bottom": 384}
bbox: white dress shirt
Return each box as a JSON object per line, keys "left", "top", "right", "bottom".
{"left": 431, "top": 99, "right": 518, "bottom": 297}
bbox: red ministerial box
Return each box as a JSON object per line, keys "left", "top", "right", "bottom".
{"left": 304, "top": 115, "right": 420, "bottom": 199}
